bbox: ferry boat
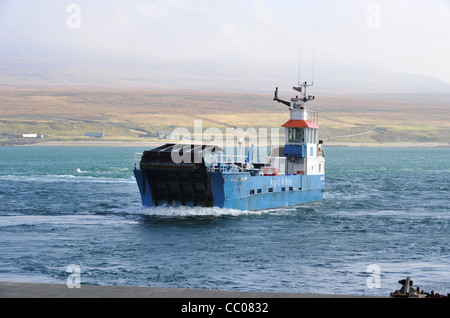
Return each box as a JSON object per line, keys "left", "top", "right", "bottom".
{"left": 133, "top": 82, "right": 325, "bottom": 211}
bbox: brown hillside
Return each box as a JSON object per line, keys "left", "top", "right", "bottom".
{"left": 0, "top": 89, "right": 449, "bottom": 143}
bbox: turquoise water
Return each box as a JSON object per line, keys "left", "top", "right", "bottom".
{"left": 0, "top": 146, "right": 449, "bottom": 296}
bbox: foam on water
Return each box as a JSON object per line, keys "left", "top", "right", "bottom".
{"left": 0, "top": 215, "right": 139, "bottom": 227}
{"left": 0, "top": 175, "right": 135, "bottom": 184}
{"left": 140, "top": 205, "right": 262, "bottom": 217}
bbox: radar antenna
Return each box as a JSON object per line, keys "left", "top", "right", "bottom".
{"left": 274, "top": 46, "right": 316, "bottom": 107}
{"left": 273, "top": 87, "right": 290, "bottom": 107}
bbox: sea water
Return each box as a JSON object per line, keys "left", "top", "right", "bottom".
{"left": 0, "top": 146, "right": 448, "bottom": 296}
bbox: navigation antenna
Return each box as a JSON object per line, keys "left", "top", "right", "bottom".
{"left": 311, "top": 45, "right": 315, "bottom": 86}
{"left": 297, "top": 46, "right": 302, "bottom": 87}
{"left": 297, "top": 45, "right": 316, "bottom": 87}
{"left": 294, "top": 46, "right": 316, "bottom": 101}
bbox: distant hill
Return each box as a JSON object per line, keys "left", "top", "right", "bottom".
{"left": 1, "top": 55, "right": 449, "bottom": 144}
{"left": 1, "top": 56, "right": 450, "bottom": 95}
{"left": 0, "top": 87, "right": 449, "bottom": 145}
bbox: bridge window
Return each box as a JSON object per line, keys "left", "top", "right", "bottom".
{"left": 288, "top": 128, "right": 304, "bottom": 143}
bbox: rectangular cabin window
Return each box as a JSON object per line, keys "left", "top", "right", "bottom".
{"left": 281, "top": 187, "right": 286, "bottom": 192}
{"left": 268, "top": 188, "right": 273, "bottom": 193}
{"left": 289, "top": 187, "right": 294, "bottom": 191}
{"left": 288, "top": 128, "right": 304, "bottom": 143}
{"left": 257, "top": 189, "right": 262, "bottom": 194}
{"left": 250, "top": 190, "right": 255, "bottom": 195}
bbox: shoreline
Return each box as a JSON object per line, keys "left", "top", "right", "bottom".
{"left": 13, "top": 140, "right": 450, "bottom": 148}
{"left": 323, "top": 141, "right": 450, "bottom": 148}
{"left": 19, "top": 140, "right": 166, "bottom": 147}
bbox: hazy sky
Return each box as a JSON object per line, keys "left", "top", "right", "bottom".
{"left": 1, "top": 0, "right": 450, "bottom": 83}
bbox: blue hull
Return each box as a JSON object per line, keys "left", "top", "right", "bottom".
{"left": 134, "top": 169, "right": 325, "bottom": 211}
